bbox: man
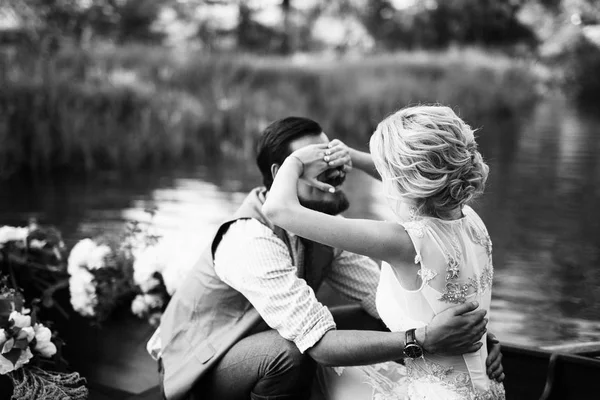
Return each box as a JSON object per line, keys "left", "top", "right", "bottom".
{"left": 150, "top": 117, "right": 504, "bottom": 400}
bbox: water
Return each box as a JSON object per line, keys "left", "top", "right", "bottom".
{"left": 1, "top": 97, "right": 599, "bottom": 347}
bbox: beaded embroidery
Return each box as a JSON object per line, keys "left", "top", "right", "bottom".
{"left": 469, "top": 265, "right": 494, "bottom": 295}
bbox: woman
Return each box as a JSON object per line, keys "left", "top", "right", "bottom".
{"left": 263, "top": 105, "right": 506, "bottom": 399}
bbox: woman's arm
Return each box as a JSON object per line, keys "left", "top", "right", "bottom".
{"left": 327, "top": 139, "right": 380, "bottom": 181}
{"left": 349, "top": 147, "right": 380, "bottom": 180}
{"left": 262, "top": 144, "right": 412, "bottom": 264}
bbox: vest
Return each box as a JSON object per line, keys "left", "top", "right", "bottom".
{"left": 159, "top": 187, "right": 334, "bottom": 400}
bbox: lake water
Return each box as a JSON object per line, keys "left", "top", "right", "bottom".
{"left": 0, "top": 97, "right": 599, "bottom": 348}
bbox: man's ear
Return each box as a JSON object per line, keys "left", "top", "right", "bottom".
{"left": 270, "top": 163, "right": 280, "bottom": 181}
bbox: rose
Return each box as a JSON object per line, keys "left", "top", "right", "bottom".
{"left": 0, "top": 348, "right": 33, "bottom": 375}
{"left": 33, "top": 323, "right": 57, "bottom": 358}
{"left": 9, "top": 311, "right": 31, "bottom": 329}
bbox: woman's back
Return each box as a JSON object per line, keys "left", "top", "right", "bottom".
{"left": 376, "top": 206, "right": 505, "bottom": 399}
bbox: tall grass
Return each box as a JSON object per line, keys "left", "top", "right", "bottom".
{"left": 0, "top": 45, "right": 540, "bottom": 178}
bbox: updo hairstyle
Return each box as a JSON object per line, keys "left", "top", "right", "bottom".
{"left": 369, "top": 105, "right": 489, "bottom": 218}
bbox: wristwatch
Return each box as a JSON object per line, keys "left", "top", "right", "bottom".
{"left": 403, "top": 328, "right": 424, "bottom": 359}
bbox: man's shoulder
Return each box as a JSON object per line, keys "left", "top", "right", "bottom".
{"left": 225, "top": 218, "right": 275, "bottom": 238}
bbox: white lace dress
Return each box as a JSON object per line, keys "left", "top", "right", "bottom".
{"left": 317, "top": 206, "right": 505, "bottom": 400}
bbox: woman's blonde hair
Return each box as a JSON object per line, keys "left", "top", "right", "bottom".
{"left": 369, "top": 105, "right": 489, "bottom": 218}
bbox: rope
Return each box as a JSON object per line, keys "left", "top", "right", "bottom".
{"left": 9, "top": 366, "right": 88, "bottom": 400}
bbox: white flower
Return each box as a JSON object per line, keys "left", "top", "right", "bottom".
{"left": 0, "top": 354, "right": 14, "bottom": 374}
{"left": 0, "top": 226, "right": 28, "bottom": 246}
{"left": 138, "top": 276, "right": 161, "bottom": 293}
{"left": 9, "top": 311, "right": 31, "bottom": 328}
{"left": 29, "top": 239, "right": 46, "bottom": 249}
{"left": 0, "top": 330, "right": 7, "bottom": 348}
{"left": 16, "top": 347, "right": 33, "bottom": 368}
{"left": 69, "top": 268, "right": 98, "bottom": 317}
{"left": 33, "top": 323, "right": 57, "bottom": 358}
{"left": 68, "top": 239, "right": 96, "bottom": 274}
{"left": 0, "top": 347, "right": 33, "bottom": 375}
{"left": 20, "top": 327, "right": 35, "bottom": 343}
{"left": 143, "top": 294, "right": 164, "bottom": 310}
{"left": 131, "top": 295, "right": 148, "bottom": 317}
{"left": 133, "top": 245, "right": 166, "bottom": 286}
{"left": 87, "top": 244, "right": 111, "bottom": 270}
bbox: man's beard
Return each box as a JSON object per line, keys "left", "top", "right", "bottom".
{"left": 299, "top": 191, "right": 350, "bottom": 215}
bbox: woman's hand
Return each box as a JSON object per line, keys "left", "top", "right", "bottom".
{"left": 325, "top": 139, "right": 353, "bottom": 173}
{"left": 288, "top": 144, "right": 336, "bottom": 193}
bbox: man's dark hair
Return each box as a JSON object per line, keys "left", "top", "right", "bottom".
{"left": 256, "top": 117, "right": 322, "bottom": 189}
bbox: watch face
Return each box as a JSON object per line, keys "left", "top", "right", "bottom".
{"left": 403, "top": 343, "right": 423, "bottom": 359}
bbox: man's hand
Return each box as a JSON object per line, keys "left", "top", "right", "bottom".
{"left": 416, "top": 301, "right": 487, "bottom": 356}
{"left": 486, "top": 332, "right": 505, "bottom": 382}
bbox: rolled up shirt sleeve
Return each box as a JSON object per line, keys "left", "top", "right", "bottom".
{"left": 326, "top": 250, "right": 381, "bottom": 319}
{"left": 214, "top": 219, "right": 336, "bottom": 353}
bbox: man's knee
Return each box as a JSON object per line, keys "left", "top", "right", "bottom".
{"left": 268, "top": 335, "right": 315, "bottom": 376}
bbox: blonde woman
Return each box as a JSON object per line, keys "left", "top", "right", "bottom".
{"left": 263, "top": 105, "right": 506, "bottom": 399}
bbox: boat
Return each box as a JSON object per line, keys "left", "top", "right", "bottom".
{"left": 502, "top": 341, "right": 600, "bottom": 400}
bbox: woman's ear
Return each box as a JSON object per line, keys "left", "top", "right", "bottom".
{"left": 270, "top": 163, "right": 281, "bottom": 181}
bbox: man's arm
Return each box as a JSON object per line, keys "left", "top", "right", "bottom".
{"left": 325, "top": 250, "right": 381, "bottom": 319}
{"left": 215, "top": 220, "right": 488, "bottom": 366}
{"left": 308, "top": 301, "right": 488, "bottom": 366}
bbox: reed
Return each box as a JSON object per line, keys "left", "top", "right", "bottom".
{"left": 0, "top": 45, "right": 539, "bottom": 178}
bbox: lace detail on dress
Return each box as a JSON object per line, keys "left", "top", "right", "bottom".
{"left": 405, "top": 358, "right": 506, "bottom": 400}
{"left": 440, "top": 282, "right": 473, "bottom": 304}
{"left": 469, "top": 265, "right": 494, "bottom": 295}
{"left": 438, "top": 218, "right": 495, "bottom": 304}
{"left": 403, "top": 220, "right": 426, "bottom": 238}
{"left": 417, "top": 268, "right": 437, "bottom": 284}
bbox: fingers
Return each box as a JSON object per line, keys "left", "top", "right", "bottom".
{"left": 469, "top": 318, "right": 487, "bottom": 342}
{"left": 487, "top": 332, "right": 500, "bottom": 345}
{"left": 496, "top": 372, "right": 505, "bottom": 383}
{"left": 451, "top": 301, "right": 479, "bottom": 316}
{"left": 486, "top": 340, "right": 501, "bottom": 366}
{"left": 465, "top": 342, "right": 484, "bottom": 353}
{"left": 324, "top": 154, "right": 351, "bottom": 168}
{"left": 306, "top": 178, "right": 336, "bottom": 193}
{"left": 487, "top": 353, "right": 504, "bottom": 380}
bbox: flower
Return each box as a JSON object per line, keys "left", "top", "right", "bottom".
{"left": 68, "top": 239, "right": 96, "bottom": 274}
{"left": 131, "top": 295, "right": 147, "bottom": 317}
{"left": 133, "top": 245, "right": 166, "bottom": 286}
{"left": 20, "top": 326, "right": 35, "bottom": 343}
{"left": 9, "top": 311, "right": 31, "bottom": 329}
{"left": 0, "top": 330, "right": 7, "bottom": 348}
{"left": 0, "top": 226, "right": 28, "bottom": 246}
{"left": 33, "top": 323, "right": 57, "bottom": 358}
{"left": 138, "top": 277, "right": 161, "bottom": 293}
{"left": 0, "top": 347, "right": 33, "bottom": 375}
{"left": 143, "top": 294, "right": 164, "bottom": 310}
{"left": 87, "top": 244, "right": 111, "bottom": 270}
{"left": 69, "top": 268, "right": 97, "bottom": 317}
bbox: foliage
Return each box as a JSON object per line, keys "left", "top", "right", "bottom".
{"left": 562, "top": 30, "right": 600, "bottom": 104}
{"left": 0, "top": 222, "right": 69, "bottom": 317}
{"left": 0, "top": 46, "right": 539, "bottom": 178}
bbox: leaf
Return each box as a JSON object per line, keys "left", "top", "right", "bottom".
{"left": 2, "top": 347, "right": 21, "bottom": 366}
